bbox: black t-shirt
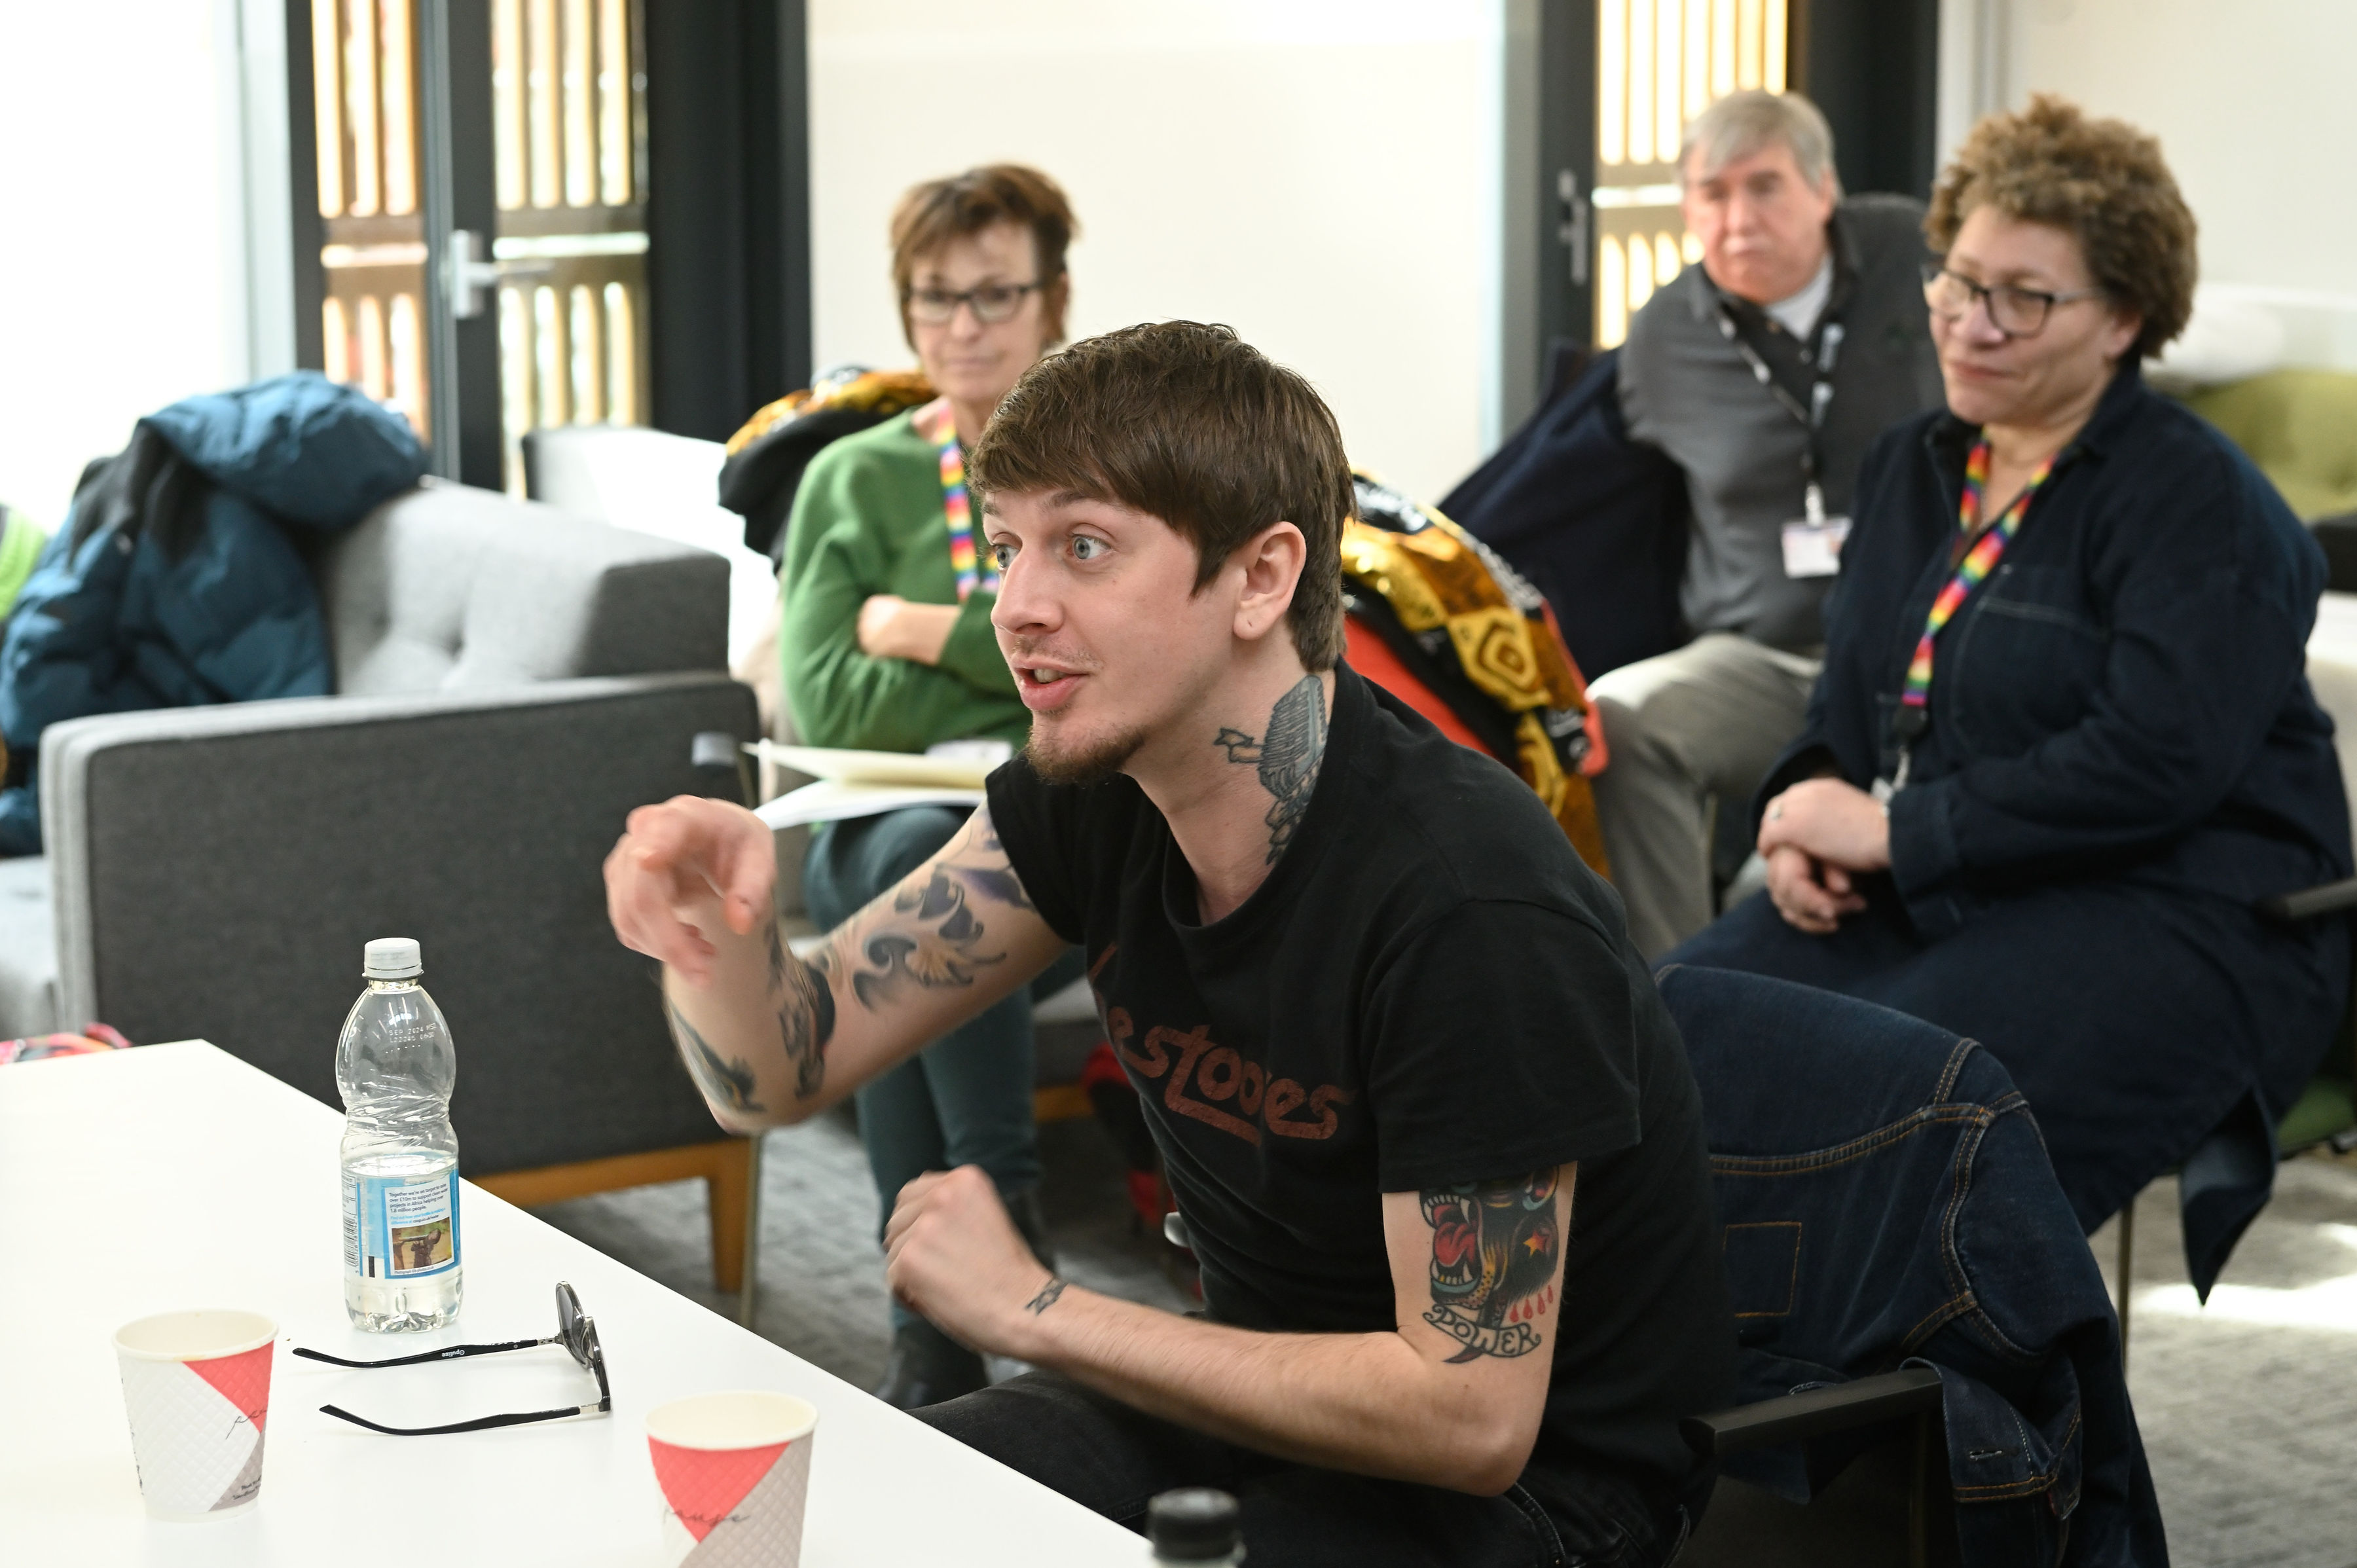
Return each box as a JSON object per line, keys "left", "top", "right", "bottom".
{"left": 987, "top": 665, "right": 1733, "bottom": 1501}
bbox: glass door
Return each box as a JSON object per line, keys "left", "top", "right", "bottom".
{"left": 301, "top": 0, "right": 651, "bottom": 490}
{"left": 1592, "top": 0, "right": 1789, "bottom": 348}
{"left": 488, "top": 0, "right": 650, "bottom": 494}
{"left": 310, "top": 0, "right": 431, "bottom": 439}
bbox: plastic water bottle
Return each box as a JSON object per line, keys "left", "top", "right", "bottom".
{"left": 1148, "top": 1489, "right": 1243, "bottom": 1566}
{"left": 337, "top": 938, "right": 464, "bottom": 1332}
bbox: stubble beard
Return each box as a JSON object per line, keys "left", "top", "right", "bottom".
{"left": 1024, "top": 716, "right": 1150, "bottom": 788}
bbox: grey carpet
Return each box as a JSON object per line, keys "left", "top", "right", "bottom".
{"left": 536, "top": 1118, "right": 2357, "bottom": 1568}
{"left": 2091, "top": 1152, "right": 2357, "bottom": 1568}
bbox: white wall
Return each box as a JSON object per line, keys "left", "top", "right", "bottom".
{"left": 808, "top": 0, "right": 1503, "bottom": 506}
{"left": 1945, "top": 0, "right": 2357, "bottom": 368}
{"left": 0, "top": 3, "right": 263, "bottom": 529}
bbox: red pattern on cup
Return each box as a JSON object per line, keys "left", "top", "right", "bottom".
{"left": 648, "top": 1436, "right": 791, "bottom": 1542}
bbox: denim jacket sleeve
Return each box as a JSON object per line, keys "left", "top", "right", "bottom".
{"left": 1886, "top": 429, "right": 2322, "bottom": 932}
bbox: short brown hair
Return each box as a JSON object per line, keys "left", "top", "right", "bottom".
{"left": 969, "top": 321, "right": 1352, "bottom": 672}
{"left": 889, "top": 164, "right": 1078, "bottom": 346}
{"left": 1926, "top": 94, "right": 2196, "bottom": 360}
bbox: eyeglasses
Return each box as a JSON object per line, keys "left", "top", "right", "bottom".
{"left": 905, "top": 280, "right": 1045, "bottom": 325}
{"left": 1922, "top": 263, "right": 2105, "bottom": 338}
{"left": 293, "top": 1281, "right": 611, "bottom": 1436}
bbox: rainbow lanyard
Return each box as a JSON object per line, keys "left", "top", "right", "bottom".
{"left": 1889, "top": 439, "right": 2055, "bottom": 759}
{"left": 912, "top": 397, "right": 999, "bottom": 602}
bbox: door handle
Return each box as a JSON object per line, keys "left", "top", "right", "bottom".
{"left": 443, "top": 229, "right": 556, "bottom": 319}
{"left": 1556, "top": 168, "right": 1591, "bottom": 288}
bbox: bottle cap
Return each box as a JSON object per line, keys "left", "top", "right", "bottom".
{"left": 363, "top": 938, "right": 422, "bottom": 979}
{"left": 1146, "top": 1489, "right": 1241, "bottom": 1562}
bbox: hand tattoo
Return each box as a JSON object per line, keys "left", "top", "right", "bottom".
{"left": 667, "top": 1002, "right": 767, "bottom": 1116}
{"left": 1025, "top": 1277, "right": 1069, "bottom": 1315}
{"left": 1419, "top": 1169, "right": 1562, "bottom": 1362}
{"left": 1213, "top": 675, "right": 1328, "bottom": 864}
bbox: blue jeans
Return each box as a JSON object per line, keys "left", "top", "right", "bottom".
{"left": 803, "top": 807, "right": 1040, "bottom": 1328}
{"left": 1666, "top": 877, "right": 2346, "bottom": 1266}
{"left": 1654, "top": 964, "right": 2167, "bottom": 1568}
{"left": 917, "top": 1369, "right": 1689, "bottom": 1568}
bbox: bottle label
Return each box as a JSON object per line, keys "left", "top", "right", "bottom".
{"left": 342, "top": 1169, "right": 462, "bottom": 1280}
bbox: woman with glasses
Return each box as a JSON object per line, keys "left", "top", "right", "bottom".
{"left": 777, "top": 164, "right": 1078, "bottom": 1408}
{"left": 1666, "top": 98, "right": 2350, "bottom": 1264}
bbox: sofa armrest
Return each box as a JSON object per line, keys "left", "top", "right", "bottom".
{"left": 1679, "top": 1366, "right": 1945, "bottom": 1459}
{"left": 40, "top": 674, "right": 758, "bottom": 1173}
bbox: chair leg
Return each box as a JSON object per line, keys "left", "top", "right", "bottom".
{"left": 737, "top": 1134, "right": 765, "bottom": 1330}
{"left": 2113, "top": 1196, "right": 2135, "bottom": 1370}
{"left": 705, "top": 1137, "right": 754, "bottom": 1296}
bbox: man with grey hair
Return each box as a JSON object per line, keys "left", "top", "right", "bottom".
{"left": 1588, "top": 89, "right": 1943, "bottom": 958}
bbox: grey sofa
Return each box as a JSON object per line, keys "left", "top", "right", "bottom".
{"left": 5, "top": 476, "right": 764, "bottom": 1281}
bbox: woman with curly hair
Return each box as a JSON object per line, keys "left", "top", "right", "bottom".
{"left": 1666, "top": 97, "right": 2350, "bottom": 1269}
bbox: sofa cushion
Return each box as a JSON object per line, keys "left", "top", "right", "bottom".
{"left": 320, "top": 477, "right": 729, "bottom": 695}
{"left": 2186, "top": 369, "right": 2357, "bottom": 522}
{"left": 0, "top": 855, "right": 58, "bottom": 1037}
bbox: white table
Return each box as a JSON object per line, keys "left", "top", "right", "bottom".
{"left": 0, "top": 1042, "right": 1140, "bottom": 1566}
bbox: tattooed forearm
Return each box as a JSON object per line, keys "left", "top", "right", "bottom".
{"left": 1213, "top": 674, "right": 1328, "bottom": 864}
{"left": 759, "top": 919, "right": 836, "bottom": 1099}
{"left": 667, "top": 1001, "right": 767, "bottom": 1116}
{"left": 846, "top": 866, "right": 1007, "bottom": 1010}
{"left": 1025, "top": 1277, "right": 1069, "bottom": 1315}
{"left": 1419, "top": 1169, "right": 1562, "bottom": 1362}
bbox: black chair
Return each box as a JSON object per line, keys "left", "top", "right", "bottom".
{"left": 1660, "top": 966, "right": 2166, "bottom": 1568}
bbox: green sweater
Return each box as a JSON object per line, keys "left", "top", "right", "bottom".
{"left": 779, "top": 410, "right": 1030, "bottom": 751}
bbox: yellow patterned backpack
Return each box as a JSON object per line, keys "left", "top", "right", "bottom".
{"left": 1342, "top": 475, "right": 1611, "bottom": 877}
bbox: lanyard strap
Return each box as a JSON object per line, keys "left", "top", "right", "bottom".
{"left": 1891, "top": 439, "right": 2055, "bottom": 741}
{"left": 1713, "top": 300, "right": 1844, "bottom": 510}
{"left": 911, "top": 397, "right": 999, "bottom": 602}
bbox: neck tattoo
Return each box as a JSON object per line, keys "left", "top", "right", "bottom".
{"left": 1213, "top": 674, "right": 1329, "bottom": 865}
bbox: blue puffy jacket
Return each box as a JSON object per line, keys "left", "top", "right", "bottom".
{"left": 0, "top": 373, "right": 426, "bottom": 853}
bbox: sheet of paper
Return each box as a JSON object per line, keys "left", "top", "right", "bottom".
{"left": 751, "top": 741, "right": 1004, "bottom": 790}
{"left": 754, "top": 778, "right": 987, "bottom": 831}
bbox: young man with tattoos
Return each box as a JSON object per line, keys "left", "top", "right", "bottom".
{"left": 606, "top": 322, "right": 1732, "bottom": 1566}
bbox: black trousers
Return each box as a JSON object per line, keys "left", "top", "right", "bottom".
{"left": 915, "top": 1370, "right": 1689, "bottom": 1568}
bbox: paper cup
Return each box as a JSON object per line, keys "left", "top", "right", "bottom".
{"left": 647, "top": 1391, "right": 819, "bottom": 1567}
{"left": 113, "top": 1309, "right": 276, "bottom": 1522}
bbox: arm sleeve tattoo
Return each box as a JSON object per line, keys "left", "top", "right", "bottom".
{"left": 667, "top": 1000, "right": 768, "bottom": 1116}
{"left": 1419, "top": 1169, "right": 1562, "bottom": 1362}
{"left": 668, "top": 807, "right": 1036, "bottom": 1116}
{"left": 838, "top": 807, "right": 1035, "bottom": 1010}
{"left": 763, "top": 918, "right": 836, "bottom": 1099}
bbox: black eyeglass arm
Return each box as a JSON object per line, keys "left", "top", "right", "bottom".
{"left": 293, "top": 1336, "right": 551, "bottom": 1369}
{"left": 318, "top": 1400, "right": 604, "bottom": 1436}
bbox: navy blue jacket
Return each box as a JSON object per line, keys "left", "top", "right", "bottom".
{"left": 1443, "top": 349, "right": 1690, "bottom": 680}
{"left": 0, "top": 373, "right": 424, "bottom": 853}
{"left": 1664, "top": 965, "right": 2166, "bottom": 1567}
{"left": 1763, "top": 363, "right": 2351, "bottom": 939}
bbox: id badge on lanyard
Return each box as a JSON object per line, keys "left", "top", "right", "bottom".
{"left": 1780, "top": 482, "right": 1851, "bottom": 579}
{"left": 1719, "top": 305, "right": 1848, "bottom": 581}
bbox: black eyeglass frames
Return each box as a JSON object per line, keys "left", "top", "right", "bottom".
{"left": 1922, "top": 262, "right": 2105, "bottom": 338}
{"left": 293, "top": 1281, "right": 612, "bottom": 1436}
{"left": 904, "top": 280, "right": 1046, "bottom": 325}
